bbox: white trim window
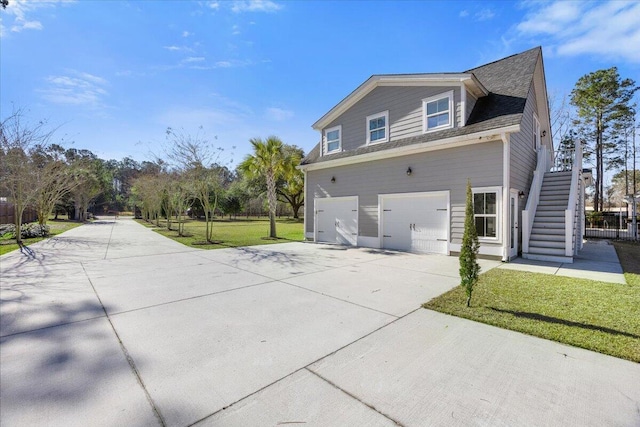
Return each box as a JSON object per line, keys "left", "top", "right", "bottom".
{"left": 423, "top": 90, "right": 454, "bottom": 132}
{"left": 473, "top": 186, "right": 502, "bottom": 241}
{"left": 533, "top": 112, "right": 541, "bottom": 151}
{"left": 366, "top": 110, "right": 389, "bottom": 144}
{"left": 324, "top": 125, "right": 342, "bottom": 154}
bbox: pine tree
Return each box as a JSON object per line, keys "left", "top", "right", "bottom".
{"left": 570, "top": 68, "right": 637, "bottom": 212}
{"left": 459, "top": 179, "right": 480, "bottom": 307}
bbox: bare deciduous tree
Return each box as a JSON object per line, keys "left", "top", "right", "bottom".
{"left": 165, "top": 127, "right": 226, "bottom": 242}
{"left": 31, "top": 145, "right": 78, "bottom": 226}
{"left": 0, "top": 109, "right": 55, "bottom": 244}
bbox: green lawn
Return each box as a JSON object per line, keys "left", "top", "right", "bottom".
{"left": 0, "top": 218, "right": 84, "bottom": 256}
{"left": 137, "top": 216, "right": 304, "bottom": 249}
{"left": 423, "top": 245, "right": 640, "bottom": 363}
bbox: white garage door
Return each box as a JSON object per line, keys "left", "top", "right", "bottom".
{"left": 380, "top": 191, "right": 449, "bottom": 254}
{"left": 315, "top": 197, "right": 358, "bottom": 246}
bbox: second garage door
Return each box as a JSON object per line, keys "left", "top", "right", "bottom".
{"left": 379, "top": 191, "right": 449, "bottom": 254}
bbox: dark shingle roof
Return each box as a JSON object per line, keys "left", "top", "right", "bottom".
{"left": 302, "top": 47, "right": 541, "bottom": 166}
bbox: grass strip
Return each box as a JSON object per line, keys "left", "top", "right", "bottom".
{"left": 136, "top": 217, "right": 304, "bottom": 249}
{"left": 0, "top": 219, "right": 84, "bottom": 256}
{"left": 424, "top": 267, "right": 640, "bottom": 363}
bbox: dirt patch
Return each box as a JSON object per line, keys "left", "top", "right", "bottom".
{"left": 192, "top": 240, "right": 223, "bottom": 246}
{"left": 612, "top": 241, "right": 640, "bottom": 274}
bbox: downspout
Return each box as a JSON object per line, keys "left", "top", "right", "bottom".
{"left": 303, "top": 168, "right": 308, "bottom": 241}
{"left": 501, "top": 133, "right": 510, "bottom": 262}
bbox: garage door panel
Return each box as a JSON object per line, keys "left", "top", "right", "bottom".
{"left": 380, "top": 192, "right": 449, "bottom": 254}
{"left": 315, "top": 198, "right": 358, "bottom": 246}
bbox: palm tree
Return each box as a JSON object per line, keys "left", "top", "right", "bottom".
{"left": 239, "top": 136, "right": 285, "bottom": 238}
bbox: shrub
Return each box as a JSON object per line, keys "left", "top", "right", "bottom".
{"left": 0, "top": 223, "right": 50, "bottom": 238}
{"left": 459, "top": 179, "right": 480, "bottom": 307}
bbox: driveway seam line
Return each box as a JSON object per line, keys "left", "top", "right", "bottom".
{"left": 103, "top": 218, "right": 117, "bottom": 260}
{"left": 107, "top": 281, "right": 275, "bottom": 316}
{"left": 305, "top": 368, "right": 405, "bottom": 426}
{"left": 190, "top": 307, "right": 422, "bottom": 426}
{"left": 80, "top": 263, "right": 167, "bottom": 427}
{"left": 279, "top": 281, "right": 400, "bottom": 318}
{"left": 0, "top": 314, "right": 107, "bottom": 339}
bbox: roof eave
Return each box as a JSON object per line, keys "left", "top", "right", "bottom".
{"left": 299, "top": 124, "right": 520, "bottom": 171}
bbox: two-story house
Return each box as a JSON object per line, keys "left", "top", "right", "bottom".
{"left": 299, "top": 47, "right": 586, "bottom": 262}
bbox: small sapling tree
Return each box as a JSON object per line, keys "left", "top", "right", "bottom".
{"left": 459, "top": 179, "right": 480, "bottom": 307}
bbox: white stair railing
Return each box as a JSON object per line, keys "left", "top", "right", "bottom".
{"left": 522, "top": 145, "right": 550, "bottom": 253}
{"left": 565, "top": 143, "right": 583, "bottom": 256}
{"left": 552, "top": 147, "right": 574, "bottom": 172}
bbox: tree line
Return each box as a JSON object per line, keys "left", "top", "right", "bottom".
{"left": 557, "top": 67, "right": 638, "bottom": 213}
{"left": 0, "top": 109, "right": 304, "bottom": 244}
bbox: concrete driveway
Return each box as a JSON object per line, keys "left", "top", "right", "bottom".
{"left": 1, "top": 218, "right": 638, "bottom": 426}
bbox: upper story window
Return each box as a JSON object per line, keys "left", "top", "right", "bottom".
{"left": 533, "top": 112, "right": 541, "bottom": 151}
{"left": 324, "top": 125, "right": 342, "bottom": 154}
{"left": 366, "top": 111, "right": 389, "bottom": 144}
{"left": 423, "top": 90, "right": 454, "bottom": 132}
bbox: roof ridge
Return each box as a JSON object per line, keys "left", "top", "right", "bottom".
{"left": 465, "top": 46, "right": 541, "bottom": 73}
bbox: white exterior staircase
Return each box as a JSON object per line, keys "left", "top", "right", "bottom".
{"left": 527, "top": 171, "right": 572, "bottom": 261}
{"left": 522, "top": 144, "right": 584, "bottom": 263}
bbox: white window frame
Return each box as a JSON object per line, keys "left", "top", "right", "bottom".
{"left": 366, "top": 110, "right": 389, "bottom": 145}
{"left": 472, "top": 186, "right": 502, "bottom": 243}
{"left": 422, "top": 90, "right": 454, "bottom": 133}
{"left": 324, "top": 125, "right": 342, "bottom": 154}
{"left": 533, "top": 112, "right": 541, "bottom": 151}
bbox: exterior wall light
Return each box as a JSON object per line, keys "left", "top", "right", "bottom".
{"left": 518, "top": 190, "right": 526, "bottom": 199}
{"left": 541, "top": 130, "right": 547, "bottom": 137}
{"left": 331, "top": 176, "right": 336, "bottom": 183}
{"left": 406, "top": 167, "right": 412, "bottom": 176}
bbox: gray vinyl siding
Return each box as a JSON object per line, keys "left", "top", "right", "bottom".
{"left": 510, "top": 82, "right": 537, "bottom": 192}
{"left": 323, "top": 86, "right": 461, "bottom": 153}
{"left": 509, "top": 81, "right": 537, "bottom": 254}
{"left": 305, "top": 141, "right": 503, "bottom": 246}
{"left": 466, "top": 91, "right": 477, "bottom": 122}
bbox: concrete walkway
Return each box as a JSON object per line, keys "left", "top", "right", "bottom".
{"left": 1, "top": 218, "right": 638, "bottom": 426}
{"left": 498, "top": 239, "right": 626, "bottom": 284}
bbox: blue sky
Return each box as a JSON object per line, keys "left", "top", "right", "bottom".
{"left": 1, "top": 0, "right": 639, "bottom": 168}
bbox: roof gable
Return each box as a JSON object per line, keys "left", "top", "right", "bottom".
{"left": 312, "top": 74, "right": 488, "bottom": 131}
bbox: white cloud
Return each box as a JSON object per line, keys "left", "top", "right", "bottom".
{"left": 182, "top": 30, "right": 192, "bottom": 37}
{"left": 2, "top": 0, "right": 74, "bottom": 36}
{"left": 207, "top": 1, "right": 220, "bottom": 10}
{"left": 185, "top": 59, "right": 254, "bottom": 70}
{"left": 163, "top": 45, "right": 194, "bottom": 53}
{"left": 231, "top": 0, "right": 282, "bottom": 13}
{"left": 214, "top": 60, "right": 253, "bottom": 68}
{"left": 516, "top": 0, "right": 640, "bottom": 63}
{"left": 12, "top": 19, "right": 43, "bottom": 32}
{"left": 40, "top": 70, "right": 109, "bottom": 107}
{"left": 517, "top": 1, "right": 581, "bottom": 34}
{"left": 184, "top": 56, "right": 205, "bottom": 63}
{"left": 475, "top": 9, "right": 495, "bottom": 21}
{"left": 232, "top": 24, "right": 241, "bottom": 35}
{"left": 459, "top": 10, "right": 469, "bottom": 18}
{"left": 265, "top": 107, "right": 294, "bottom": 121}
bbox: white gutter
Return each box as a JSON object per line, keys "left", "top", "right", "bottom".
{"left": 501, "top": 132, "right": 510, "bottom": 262}
{"left": 299, "top": 124, "right": 520, "bottom": 172}
{"left": 302, "top": 169, "right": 308, "bottom": 241}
